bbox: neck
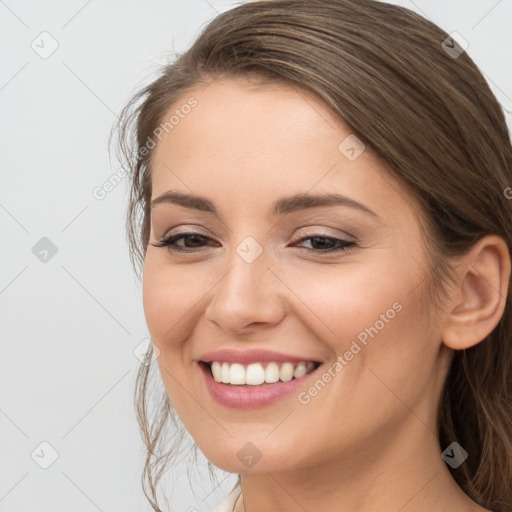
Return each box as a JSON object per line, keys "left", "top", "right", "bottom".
{"left": 233, "top": 418, "right": 483, "bottom": 512}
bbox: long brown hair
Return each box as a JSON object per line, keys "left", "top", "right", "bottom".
{"left": 112, "top": 1, "right": 512, "bottom": 510}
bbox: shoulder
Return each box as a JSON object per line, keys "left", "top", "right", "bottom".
{"left": 212, "top": 481, "right": 241, "bottom": 512}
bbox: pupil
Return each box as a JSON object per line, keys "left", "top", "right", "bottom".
{"left": 188, "top": 234, "right": 205, "bottom": 247}
{"left": 312, "top": 237, "right": 331, "bottom": 249}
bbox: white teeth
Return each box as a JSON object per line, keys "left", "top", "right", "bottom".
{"left": 221, "top": 362, "right": 230, "bottom": 384}
{"left": 208, "top": 360, "right": 317, "bottom": 385}
{"left": 264, "top": 362, "right": 280, "bottom": 383}
{"left": 230, "top": 363, "right": 245, "bottom": 385}
{"left": 211, "top": 361, "right": 222, "bottom": 382}
{"left": 293, "top": 362, "right": 307, "bottom": 379}
{"left": 246, "top": 363, "right": 265, "bottom": 385}
{"left": 279, "top": 362, "right": 294, "bottom": 382}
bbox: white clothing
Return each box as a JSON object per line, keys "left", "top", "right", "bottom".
{"left": 212, "top": 482, "right": 241, "bottom": 512}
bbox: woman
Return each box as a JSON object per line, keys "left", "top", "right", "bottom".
{"left": 113, "top": 0, "right": 512, "bottom": 510}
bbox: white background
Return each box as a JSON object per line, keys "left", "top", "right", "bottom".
{"left": 1, "top": 1, "right": 511, "bottom": 511}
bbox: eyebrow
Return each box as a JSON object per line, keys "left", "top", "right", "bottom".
{"left": 151, "top": 190, "right": 379, "bottom": 218}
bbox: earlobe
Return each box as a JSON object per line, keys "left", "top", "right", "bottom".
{"left": 442, "top": 235, "right": 511, "bottom": 350}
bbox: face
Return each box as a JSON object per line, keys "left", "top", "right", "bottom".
{"left": 142, "top": 77, "right": 451, "bottom": 474}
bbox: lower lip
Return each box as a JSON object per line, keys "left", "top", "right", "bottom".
{"left": 199, "top": 362, "right": 321, "bottom": 409}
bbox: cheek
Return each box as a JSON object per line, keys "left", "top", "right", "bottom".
{"left": 142, "top": 259, "right": 203, "bottom": 406}
{"left": 289, "top": 260, "right": 435, "bottom": 411}
{"left": 282, "top": 258, "right": 434, "bottom": 408}
{"left": 278, "top": 259, "right": 414, "bottom": 349}
{"left": 142, "top": 257, "right": 202, "bottom": 346}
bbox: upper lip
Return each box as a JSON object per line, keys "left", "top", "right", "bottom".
{"left": 199, "top": 348, "right": 323, "bottom": 365}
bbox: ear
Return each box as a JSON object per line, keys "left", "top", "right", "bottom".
{"left": 442, "top": 235, "right": 511, "bottom": 350}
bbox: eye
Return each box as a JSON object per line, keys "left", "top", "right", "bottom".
{"left": 151, "top": 231, "right": 357, "bottom": 255}
{"left": 151, "top": 232, "right": 218, "bottom": 253}
{"left": 291, "top": 234, "right": 357, "bottom": 253}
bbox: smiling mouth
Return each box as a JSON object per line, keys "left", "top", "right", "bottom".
{"left": 200, "top": 360, "right": 321, "bottom": 386}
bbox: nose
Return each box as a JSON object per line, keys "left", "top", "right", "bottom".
{"left": 204, "top": 253, "right": 287, "bottom": 335}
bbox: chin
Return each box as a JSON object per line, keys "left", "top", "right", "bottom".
{"left": 207, "top": 454, "right": 290, "bottom": 474}
{"left": 194, "top": 434, "right": 307, "bottom": 474}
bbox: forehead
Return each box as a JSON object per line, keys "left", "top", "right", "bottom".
{"left": 153, "top": 77, "right": 342, "bottom": 165}
{"left": 149, "top": 77, "right": 421, "bottom": 225}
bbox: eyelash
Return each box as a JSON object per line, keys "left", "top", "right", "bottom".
{"left": 151, "top": 232, "right": 357, "bottom": 254}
